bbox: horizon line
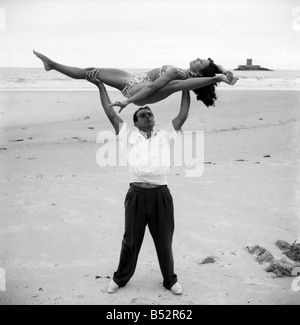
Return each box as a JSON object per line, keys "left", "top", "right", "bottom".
{"left": 1, "top": 66, "right": 300, "bottom": 71}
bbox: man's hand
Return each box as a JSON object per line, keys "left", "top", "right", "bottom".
{"left": 108, "top": 100, "right": 129, "bottom": 113}
{"left": 216, "top": 74, "right": 239, "bottom": 85}
{"left": 86, "top": 69, "right": 102, "bottom": 86}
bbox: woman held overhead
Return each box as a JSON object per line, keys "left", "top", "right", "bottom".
{"left": 33, "top": 50, "right": 238, "bottom": 112}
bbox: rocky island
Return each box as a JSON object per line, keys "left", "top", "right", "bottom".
{"left": 234, "top": 59, "right": 273, "bottom": 71}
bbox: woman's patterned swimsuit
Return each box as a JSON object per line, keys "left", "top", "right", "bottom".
{"left": 121, "top": 65, "right": 183, "bottom": 98}
{"left": 121, "top": 72, "right": 152, "bottom": 98}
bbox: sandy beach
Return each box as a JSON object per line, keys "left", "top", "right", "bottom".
{"left": 0, "top": 89, "right": 299, "bottom": 305}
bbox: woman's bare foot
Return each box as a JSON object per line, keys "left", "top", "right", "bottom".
{"left": 33, "top": 50, "right": 53, "bottom": 71}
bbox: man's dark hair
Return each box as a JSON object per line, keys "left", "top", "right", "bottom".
{"left": 193, "top": 58, "right": 220, "bottom": 107}
{"left": 133, "top": 106, "right": 153, "bottom": 123}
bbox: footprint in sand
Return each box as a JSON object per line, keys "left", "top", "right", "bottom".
{"left": 197, "top": 256, "right": 217, "bottom": 265}
{"left": 95, "top": 276, "right": 110, "bottom": 280}
{"left": 130, "top": 297, "right": 148, "bottom": 304}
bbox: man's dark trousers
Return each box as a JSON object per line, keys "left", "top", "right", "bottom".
{"left": 113, "top": 184, "right": 178, "bottom": 289}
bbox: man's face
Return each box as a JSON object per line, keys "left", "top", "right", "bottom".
{"left": 134, "top": 109, "right": 155, "bottom": 131}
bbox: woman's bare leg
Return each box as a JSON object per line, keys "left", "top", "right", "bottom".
{"left": 33, "top": 50, "right": 131, "bottom": 91}
{"left": 33, "top": 50, "right": 90, "bottom": 78}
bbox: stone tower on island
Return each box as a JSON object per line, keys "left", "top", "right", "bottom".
{"left": 234, "top": 59, "right": 272, "bottom": 71}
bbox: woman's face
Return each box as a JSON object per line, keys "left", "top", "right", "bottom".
{"left": 190, "top": 58, "right": 210, "bottom": 72}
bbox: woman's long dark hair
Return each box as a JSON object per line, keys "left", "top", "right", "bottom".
{"left": 192, "top": 58, "right": 219, "bottom": 107}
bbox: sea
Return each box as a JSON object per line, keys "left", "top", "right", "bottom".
{"left": 0, "top": 68, "right": 300, "bottom": 91}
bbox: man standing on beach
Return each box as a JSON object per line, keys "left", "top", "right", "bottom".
{"left": 87, "top": 70, "right": 191, "bottom": 295}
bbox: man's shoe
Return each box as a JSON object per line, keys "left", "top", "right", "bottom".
{"left": 170, "top": 282, "right": 183, "bottom": 295}
{"left": 107, "top": 280, "right": 119, "bottom": 294}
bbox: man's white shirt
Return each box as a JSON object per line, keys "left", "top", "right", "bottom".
{"left": 118, "top": 122, "right": 182, "bottom": 185}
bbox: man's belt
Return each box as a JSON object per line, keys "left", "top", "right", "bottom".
{"left": 131, "top": 182, "right": 163, "bottom": 189}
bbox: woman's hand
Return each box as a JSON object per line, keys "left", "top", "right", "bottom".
{"left": 216, "top": 74, "right": 239, "bottom": 85}
{"left": 108, "top": 100, "right": 129, "bottom": 113}
{"left": 224, "top": 71, "right": 234, "bottom": 82}
{"left": 85, "top": 69, "right": 102, "bottom": 86}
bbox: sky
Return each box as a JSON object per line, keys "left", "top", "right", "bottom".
{"left": 0, "top": 0, "right": 300, "bottom": 69}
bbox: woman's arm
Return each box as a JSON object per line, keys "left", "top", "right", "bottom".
{"left": 108, "top": 68, "right": 184, "bottom": 112}
{"left": 216, "top": 64, "right": 227, "bottom": 74}
{"left": 171, "top": 74, "right": 238, "bottom": 91}
{"left": 216, "top": 64, "right": 234, "bottom": 82}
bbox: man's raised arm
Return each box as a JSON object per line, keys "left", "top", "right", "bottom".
{"left": 86, "top": 70, "right": 124, "bottom": 134}
{"left": 172, "top": 91, "right": 191, "bottom": 131}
